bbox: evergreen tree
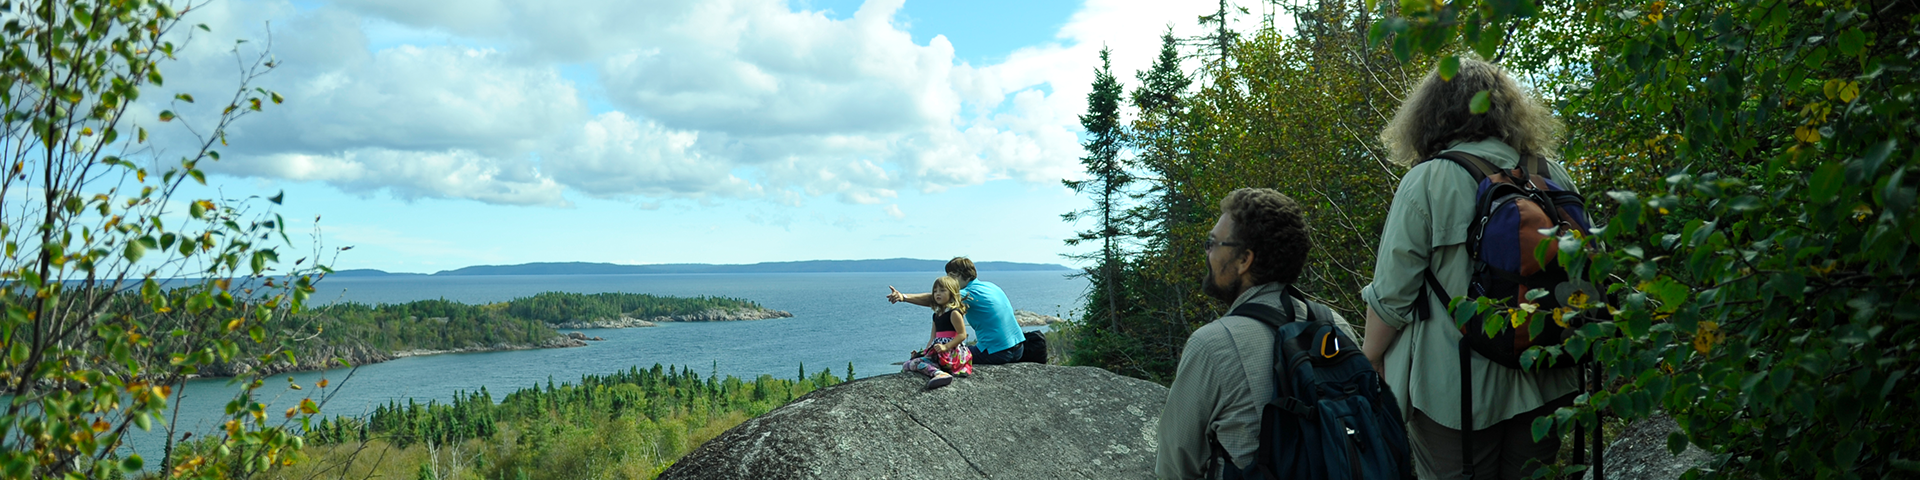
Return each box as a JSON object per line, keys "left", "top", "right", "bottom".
{"left": 1064, "top": 47, "right": 1132, "bottom": 332}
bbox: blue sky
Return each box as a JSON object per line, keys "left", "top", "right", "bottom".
{"left": 149, "top": 0, "right": 1247, "bottom": 273}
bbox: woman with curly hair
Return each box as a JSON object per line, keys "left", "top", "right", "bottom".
{"left": 1358, "top": 57, "right": 1583, "bottom": 480}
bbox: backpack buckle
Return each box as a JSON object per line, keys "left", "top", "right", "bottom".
{"left": 1273, "top": 396, "right": 1315, "bottom": 417}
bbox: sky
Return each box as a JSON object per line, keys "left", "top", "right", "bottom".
{"left": 142, "top": 0, "right": 1263, "bottom": 274}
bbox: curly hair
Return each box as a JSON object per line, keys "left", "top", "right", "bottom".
{"left": 1378, "top": 57, "right": 1564, "bottom": 167}
{"left": 1220, "top": 188, "right": 1312, "bottom": 285}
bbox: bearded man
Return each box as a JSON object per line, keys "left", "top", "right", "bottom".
{"left": 1154, "top": 188, "right": 1359, "bottom": 479}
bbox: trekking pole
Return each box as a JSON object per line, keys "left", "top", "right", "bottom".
{"left": 1592, "top": 361, "right": 1605, "bottom": 480}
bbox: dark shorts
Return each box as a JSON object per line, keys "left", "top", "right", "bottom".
{"left": 968, "top": 344, "right": 1024, "bottom": 365}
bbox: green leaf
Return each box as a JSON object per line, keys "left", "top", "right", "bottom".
{"left": 189, "top": 201, "right": 204, "bottom": 219}
{"left": 1531, "top": 415, "right": 1555, "bottom": 442}
{"left": 1810, "top": 161, "right": 1845, "bottom": 203}
{"left": 175, "top": 93, "right": 193, "bottom": 103}
{"left": 268, "top": 191, "right": 284, "bottom": 205}
{"left": 1769, "top": 272, "right": 1806, "bottom": 302}
{"left": 1667, "top": 431, "right": 1689, "bottom": 455}
{"left": 1726, "top": 195, "right": 1761, "bottom": 212}
{"left": 123, "top": 240, "right": 145, "bottom": 263}
{"left": 1439, "top": 56, "right": 1460, "bottom": 81}
{"left": 158, "top": 110, "right": 174, "bottom": 122}
{"left": 120, "top": 455, "right": 143, "bottom": 472}
{"left": 1645, "top": 279, "right": 1688, "bottom": 313}
{"left": 1837, "top": 28, "right": 1865, "bottom": 56}
{"left": 1469, "top": 90, "right": 1491, "bottom": 114}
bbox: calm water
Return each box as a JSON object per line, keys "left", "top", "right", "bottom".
{"left": 135, "top": 270, "right": 1087, "bottom": 454}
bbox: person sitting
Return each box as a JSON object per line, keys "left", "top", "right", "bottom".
{"left": 886, "top": 257, "right": 1025, "bottom": 365}
{"left": 902, "top": 275, "right": 974, "bottom": 389}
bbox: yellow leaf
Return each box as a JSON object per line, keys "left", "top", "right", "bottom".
{"left": 300, "top": 398, "right": 319, "bottom": 414}
{"left": 284, "top": 406, "right": 297, "bottom": 418}
{"left": 1840, "top": 81, "right": 1860, "bottom": 103}
{"left": 1568, "top": 290, "right": 1591, "bottom": 310}
{"left": 1509, "top": 308, "right": 1527, "bottom": 328}
{"left": 316, "top": 378, "right": 329, "bottom": 388}
{"left": 1694, "top": 321, "right": 1721, "bottom": 354}
{"left": 226, "top": 318, "right": 243, "bottom": 331}
{"left": 1795, "top": 125, "right": 1822, "bottom": 143}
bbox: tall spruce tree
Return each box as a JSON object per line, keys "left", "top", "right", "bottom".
{"left": 1064, "top": 47, "right": 1130, "bottom": 331}
{"left": 1128, "top": 30, "right": 1197, "bottom": 360}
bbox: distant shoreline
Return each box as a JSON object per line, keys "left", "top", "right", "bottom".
{"left": 329, "top": 258, "right": 1075, "bottom": 277}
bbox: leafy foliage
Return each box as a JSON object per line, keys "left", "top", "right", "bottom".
{"left": 1378, "top": 0, "right": 1920, "bottom": 477}
{"left": 0, "top": 1, "right": 327, "bottom": 478}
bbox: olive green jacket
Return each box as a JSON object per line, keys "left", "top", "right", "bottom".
{"left": 1359, "top": 138, "right": 1582, "bottom": 431}
{"left": 1156, "top": 282, "right": 1358, "bottom": 479}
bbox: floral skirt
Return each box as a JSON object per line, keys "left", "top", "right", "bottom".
{"left": 906, "top": 333, "right": 974, "bottom": 376}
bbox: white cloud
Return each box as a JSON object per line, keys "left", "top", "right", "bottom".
{"left": 154, "top": 0, "right": 1230, "bottom": 207}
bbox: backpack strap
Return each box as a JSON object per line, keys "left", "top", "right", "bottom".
{"left": 1433, "top": 150, "right": 1498, "bottom": 184}
{"left": 1226, "top": 295, "right": 1321, "bottom": 480}
{"left": 1227, "top": 301, "right": 1316, "bottom": 419}
{"left": 1421, "top": 270, "right": 1476, "bottom": 479}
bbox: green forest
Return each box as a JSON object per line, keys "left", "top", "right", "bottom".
{"left": 202, "top": 364, "right": 846, "bottom": 479}
{"left": 1059, "top": 0, "right": 1916, "bottom": 478}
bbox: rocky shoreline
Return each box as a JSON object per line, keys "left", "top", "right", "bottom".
{"left": 547, "top": 307, "right": 794, "bottom": 329}
{"left": 195, "top": 335, "right": 589, "bottom": 379}
{"left": 1014, "top": 310, "right": 1063, "bottom": 327}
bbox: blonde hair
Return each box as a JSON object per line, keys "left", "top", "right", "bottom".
{"left": 932, "top": 275, "right": 968, "bottom": 315}
{"left": 1378, "top": 57, "right": 1564, "bottom": 167}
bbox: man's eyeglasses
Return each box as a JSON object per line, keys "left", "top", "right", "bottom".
{"left": 1204, "top": 238, "right": 1243, "bottom": 251}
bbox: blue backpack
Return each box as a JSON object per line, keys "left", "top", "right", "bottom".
{"left": 1212, "top": 287, "right": 1414, "bottom": 480}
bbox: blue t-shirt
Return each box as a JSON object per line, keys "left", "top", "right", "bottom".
{"left": 960, "top": 280, "right": 1022, "bottom": 354}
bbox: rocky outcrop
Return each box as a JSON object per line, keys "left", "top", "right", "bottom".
{"left": 549, "top": 316, "right": 657, "bottom": 329}
{"left": 1014, "top": 310, "right": 1062, "bottom": 327}
{"left": 660, "top": 363, "right": 1165, "bottom": 480}
{"left": 197, "top": 336, "right": 587, "bottom": 378}
{"left": 1582, "top": 415, "right": 1713, "bottom": 480}
{"left": 545, "top": 308, "right": 793, "bottom": 328}
{"left": 650, "top": 307, "right": 793, "bottom": 323}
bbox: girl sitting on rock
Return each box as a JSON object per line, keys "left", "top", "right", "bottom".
{"left": 904, "top": 275, "right": 973, "bottom": 389}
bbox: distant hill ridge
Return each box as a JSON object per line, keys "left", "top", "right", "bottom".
{"left": 332, "top": 259, "right": 1073, "bottom": 277}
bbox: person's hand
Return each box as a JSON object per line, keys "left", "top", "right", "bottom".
{"left": 932, "top": 343, "right": 948, "bottom": 353}
{"left": 887, "top": 286, "right": 904, "bottom": 303}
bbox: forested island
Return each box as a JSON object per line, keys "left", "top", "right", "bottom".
{"left": 195, "top": 291, "right": 789, "bottom": 377}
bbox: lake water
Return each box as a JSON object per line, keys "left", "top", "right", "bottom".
{"left": 138, "top": 270, "right": 1088, "bottom": 454}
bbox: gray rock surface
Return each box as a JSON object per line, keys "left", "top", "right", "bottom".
{"left": 660, "top": 363, "right": 1166, "bottom": 480}
{"left": 651, "top": 307, "right": 794, "bottom": 323}
{"left": 1583, "top": 414, "right": 1714, "bottom": 480}
{"left": 549, "top": 316, "right": 658, "bottom": 329}
{"left": 1014, "top": 310, "right": 1062, "bottom": 327}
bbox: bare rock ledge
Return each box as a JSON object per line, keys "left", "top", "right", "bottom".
{"left": 660, "top": 363, "right": 1165, "bottom": 480}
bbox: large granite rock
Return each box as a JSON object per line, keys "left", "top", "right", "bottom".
{"left": 1583, "top": 415, "right": 1714, "bottom": 480}
{"left": 660, "top": 363, "right": 1167, "bottom": 480}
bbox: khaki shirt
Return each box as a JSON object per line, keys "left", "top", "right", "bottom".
{"left": 1155, "top": 282, "right": 1358, "bottom": 479}
{"left": 1359, "top": 138, "right": 1582, "bottom": 431}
